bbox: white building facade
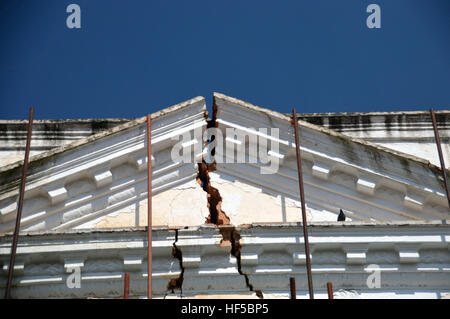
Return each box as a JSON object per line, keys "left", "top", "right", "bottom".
{"left": 0, "top": 93, "right": 449, "bottom": 298}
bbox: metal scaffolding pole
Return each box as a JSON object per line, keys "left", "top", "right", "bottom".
{"left": 147, "top": 114, "right": 152, "bottom": 299}
{"left": 327, "top": 282, "right": 334, "bottom": 299}
{"left": 124, "top": 272, "right": 130, "bottom": 299}
{"left": 292, "top": 109, "right": 314, "bottom": 299}
{"left": 4, "top": 107, "right": 34, "bottom": 299}
{"left": 430, "top": 108, "right": 450, "bottom": 210}
{"left": 290, "top": 277, "right": 296, "bottom": 299}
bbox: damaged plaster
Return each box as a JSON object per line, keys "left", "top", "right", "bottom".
{"left": 219, "top": 226, "right": 264, "bottom": 299}
{"left": 1, "top": 93, "right": 449, "bottom": 299}
{"left": 196, "top": 147, "right": 263, "bottom": 297}
{"left": 197, "top": 162, "right": 231, "bottom": 225}
{"left": 166, "top": 229, "right": 184, "bottom": 295}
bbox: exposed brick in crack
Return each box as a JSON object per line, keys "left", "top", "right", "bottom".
{"left": 197, "top": 161, "right": 230, "bottom": 225}
{"left": 166, "top": 229, "right": 184, "bottom": 296}
{"left": 220, "top": 226, "right": 264, "bottom": 299}
{"left": 195, "top": 97, "right": 262, "bottom": 298}
{"left": 197, "top": 99, "right": 230, "bottom": 225}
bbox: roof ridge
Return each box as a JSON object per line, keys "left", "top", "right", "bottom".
{"left": 0, "top": 118, "right": 134, "bottom": 124}
{"left": 0, "top": 96, "right": 205, "bottom": 175}
{"left": 293, "top": 110, "right": 450, "bottom": 117}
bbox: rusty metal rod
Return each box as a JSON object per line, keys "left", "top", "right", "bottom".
{"left": 292, "top": 109, "right": 314, "bottom": 299}
{"left": 4, "top": 107, "right": 34, "bottom": 299}
{"left": 147, "top": 114, "right": 152, "bottom": 299}
{"left": 327, "top": 282, "right": 333, "bottom": 299}
{"left": 124, "top": 272, "right": 130, "bottom": 299}
{"left": 430, "top": 108, "right": 450, "bottom": 210}
{"left": 290, "top": 277, "right": 296, "bottom": 299}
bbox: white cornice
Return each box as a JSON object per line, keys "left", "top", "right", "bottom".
{"left": 213, "top": 93, "right": 450, "bottom": 220}
{"left": 0, "top": 97, "right": 207, "bottom": 233}
{"left": 0, "top": 222, "right": 448, "bottom": 298}
{"left": 0, "top": 93, "right": 448, "bottom": 236}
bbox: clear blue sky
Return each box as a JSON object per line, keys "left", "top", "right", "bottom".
{"left": 0, "top": 0, "right": 449, "bottom": 120}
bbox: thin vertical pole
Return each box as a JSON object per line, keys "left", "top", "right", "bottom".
{"left": 290, "top": 277, "right": 296, "bottom": 299}
{"left": 5, "top": 107, "right": 34, "bottom": 299}
{"left": 124, "top": 272, "right": 130, "bottom": 299}
{"left": 430, "top": 108, "right": 450, "bottom": 209}
{"left": 146, "top": 114, "right": 152, "bottom": 299}
{"left": 292, "top": 109, "right": 314, "bottom": 299}
{"left": 327, "top": 282, "right": 333, "bottom": 299}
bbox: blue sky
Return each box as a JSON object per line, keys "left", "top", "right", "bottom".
{"left": 0, "top": 0, "right": 449, "bottom": 119}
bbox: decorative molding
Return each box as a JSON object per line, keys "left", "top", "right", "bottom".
{"left": 398, "top": 248, "right": 420, "bottom": 264}
{"left": 213, "top": 93, "right": 449, "bottom": 221}
{"left": 356, "top": 177, "right": 377, "bottom": 196}
{"left": 0, "top": 201, "right": 17, "bottom": 217}
{"left": 0, "top": 223, "right": 448, "bottom": 298}
{"left": 182, "top": 255, "right": 202, "bottom": 268}
{"left": 93, "top": 168, "right": 113, "bottom": 188}
{"left": 123, "top": 256, "right": 143, "bottom": 271}
{"left": 2, "top": 261, "right": 25, "bottom": 275}
{"left": 240, "top": 253, "right": 258, "bottom": 266}
{"left": 345, "top": 249, "right": 367, "bottom": 265}
{"left": 292, "top": 252, "right": 312, "bottom": 265}
{"left": 45, "top": 186, "right": 68, "bottom": 205}
{"left": 0, "top": 98, "right": 207, "bottom": 233}
{"left": 404, "top": 193, "right": 424, "bottom": 211}
{"left": 312, "top": 163, "right": 331, "bottom": 180}
{"left": 64, "top": 258, "right": 85, "bottom": 272}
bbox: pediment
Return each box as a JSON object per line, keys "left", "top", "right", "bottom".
{"left": 0, "top": 96, "right": 208, "bottom": 233}
{"left": 0, "top": 94, "right": 448, "bottom": 235}
{"left": 212, "top": 93, "right": 449, "bottom": 222}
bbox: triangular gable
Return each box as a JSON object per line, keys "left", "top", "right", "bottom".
{"left": 212, "top": 93, "right": 449, "bottom": 223}
{"left": 0, "top": 96, "right": 207, "bottom": 233}
{"left": 0, "top": 94, "right": 448, "bottom": 235}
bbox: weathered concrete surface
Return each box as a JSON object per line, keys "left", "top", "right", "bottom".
{"left": 0, "top": 119, "right": 130, "bottom": 166}
{"left": 0, "top": 95, "right": 448, "bottom": 299}
{"left": 208, "top": 172, "right": 313, "bottom": 225}
{"left": 0, "top": 96, "right": 208, "bottom": 233}
{"left": 0, "top": 94, "right": 448, "bottom": 237}
{"left": 0, "top": 222, "right": 448, "bottom": 299}
{"left": 298, "top": 110, "right": 450, "bottom": 167}
{"left": 89, "top": 180, "right": 210, "bottom": 228}
{"left": 214, "top": 92, "right": 450, "bottom": 223}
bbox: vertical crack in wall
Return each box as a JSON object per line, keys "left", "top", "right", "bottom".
{"left": 166, "top": 97, "right": 261, "bottom": 298}
{"left": 198, "top": 96, "right": 231, "bottom": 225}
{"left": 166, "top": 229, "right": 184, "bottom": 297}
{"left": 197, "top": 161, "right": 230, "bottom": 225}
{"left": 200, "top": 98, "right": 263, "bottom": 298}
{"left": 220, "top": 227, "right": 264, "bottom": 299}
{"left": 164, "top": 100, "right": 218, "bottom": 298}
